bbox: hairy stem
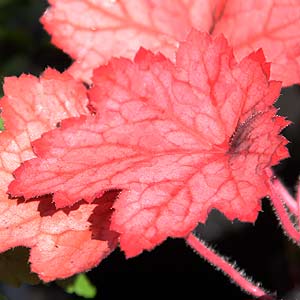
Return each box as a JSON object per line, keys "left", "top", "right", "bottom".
{"left": 267, "top": 168, "right": 297, "bottom": 215}
{"left": 268, "top": 179, "right": 300, "bottom": 242}
{"left": 185, "top": 233, "right": 268, "bottom": 298}
{"left": 297, "top": 178, "right": 300, "bottom": 230}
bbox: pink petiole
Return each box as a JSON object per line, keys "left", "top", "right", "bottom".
{"left": 186, "top": 233, "right": 269, "bottom": 298}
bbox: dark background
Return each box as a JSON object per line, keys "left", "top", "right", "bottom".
{"left": 1, "top": 1, "right": 300, "bottom": 299}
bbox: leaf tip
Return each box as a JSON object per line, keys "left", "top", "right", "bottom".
{"left": 247, "top": 48, "right": 272, "bottom": 80}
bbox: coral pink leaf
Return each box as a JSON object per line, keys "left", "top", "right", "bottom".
{"left": 9, "top": 32, "right": 289, "bottom": 257}
{"left": 42, "top": 0, "right": 300, "bottom": 86}
{"left": 212, "top": 0, "right": 300, "bottom": 87}
{"left": 0, "top": 193, "right": 118, "bottom": 282}
{"left": 0, "top": 69, "right": 118, "bottom": 281}
{"left": 40, "top": 0, "right": 221, "bottom": 83}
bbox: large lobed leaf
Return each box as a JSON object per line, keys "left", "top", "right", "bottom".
{"left": 9, "top": 32, "right": 289, "bottom": 257}
{"left": 41, "top": 0, "right": 300, "bottom": 86}
{"left": 0, "top": 69, "right": 118, "bottom": 281}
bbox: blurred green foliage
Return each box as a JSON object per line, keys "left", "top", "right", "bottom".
{"left": 60, "top": 274, "right": 97, "bottom": 299}
{"left": 0, "top": 0, "right": 71, "bottom": 96}
{"left": 0, "top": 118, "right": 4, "bottom": 130}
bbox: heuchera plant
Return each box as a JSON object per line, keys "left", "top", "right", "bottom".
{"left": 1, "top": 0, "right": 300, "bottom": 298}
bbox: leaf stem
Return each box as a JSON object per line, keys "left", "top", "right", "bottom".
{"left": 268, "top": 178, "right": 300, "bottom": 242}
{"left": 267, "top": 168, "right": 297, "bottom": 215}
{"left": 296, "top": 178, "right": 300, "bottom": 230}
{"left": 185, "top": 233, "right": 268, "bottom": 298}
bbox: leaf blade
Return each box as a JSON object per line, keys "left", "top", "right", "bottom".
{"left": 9, "top": 32, "right": 289, "bottom": 257}
{"left": 0, "top": 69, "right": 118, "bottom": 281}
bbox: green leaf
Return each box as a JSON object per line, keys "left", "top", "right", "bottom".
{"left": 65, "top": 273, "right": 97, "bottom": 299}
{"left": 0, "top": 118, "right": 5, "bottom": 131}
